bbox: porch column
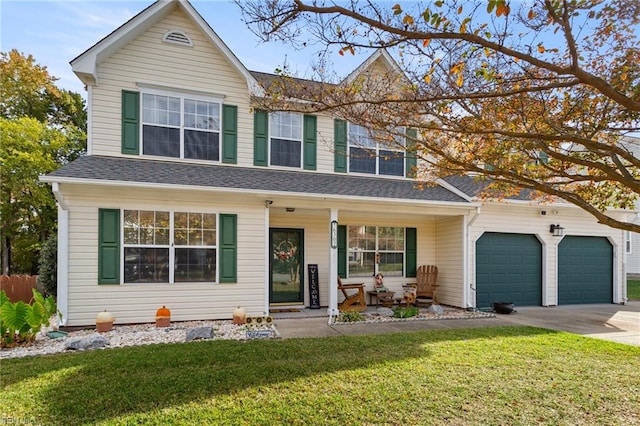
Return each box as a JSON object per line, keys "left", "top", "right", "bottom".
{"left": 264, "top": 201, "right": 271, "bottom": 315}
{"left": 327, "top": 209, "right": 339, "bottom": 317}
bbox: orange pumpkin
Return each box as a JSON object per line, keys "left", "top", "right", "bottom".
{"left": 155, "top": 305, "right": 171, "bottom": 319}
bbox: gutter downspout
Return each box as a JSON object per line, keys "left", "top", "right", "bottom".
{"left": 51, "top": 183, "right": 69, "bottom": 326}
{"left": 465, "top": 207, "right": 481, "bottom": 308}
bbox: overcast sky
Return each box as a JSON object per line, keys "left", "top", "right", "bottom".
{"left": 1, "top": 0, "right": 367, "bottom": 95}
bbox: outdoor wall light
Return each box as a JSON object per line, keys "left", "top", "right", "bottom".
{"left": 330, "top": 220, "right": 338, "bottom": 249}
{"left": 550, "top": 224, "right": 564, "bottom": 237}
{"left": 285, "top": 207, "right": 295, "bottom": 212}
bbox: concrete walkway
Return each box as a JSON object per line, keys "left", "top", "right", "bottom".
{"left": 273, "top": 302, "right": 640, "bottom": 346}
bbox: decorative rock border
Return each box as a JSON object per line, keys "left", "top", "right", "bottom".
{"left": 331, "top": 307, "right": 495, "bottom": 325}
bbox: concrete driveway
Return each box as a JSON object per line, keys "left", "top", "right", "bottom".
{"left": 274, "top": 302, "right": 640, "bottom": 346}
{"left": 492, "top": 302, "right": 640, "bottom": 346}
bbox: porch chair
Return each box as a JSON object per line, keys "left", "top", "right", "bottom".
{"left": 337, "top": 276, "right": 367, "bottom": 312}
{"left": 415, "top": 265, "right": 439, "bottom": 306}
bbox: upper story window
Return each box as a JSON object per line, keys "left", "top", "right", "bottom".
{"left": 142, "top": 91, "right": 221, "bottom": 161}
{"left": 270, "top": 112, "right": 302, "bottom": 168}
{"left": 626, "top": 231, "right": 632, "bottom": 254}
{"left": 348, "top": 124, "right": 405, "bottom": 176}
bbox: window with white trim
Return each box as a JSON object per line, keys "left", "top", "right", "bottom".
{"left": 270, "top": 111, "right": 302, "bottom": 168}
{"left": 123, "top": 210, "right": 216, "bottom": 283}
{"left": 626, "top": 231, "right": 632, "bottom": 254}
{"left": 348, "top": 225, "right": 405, "bottom": 277}
{"left": 348, "top": 124, "right": 405, "bottom": 176}
{"left": 142, "top": 90, "right": 221, "bottom": 161}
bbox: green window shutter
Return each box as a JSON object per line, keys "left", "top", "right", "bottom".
{"left": 222, "top": 104, "right": 237, "bottom": 164}
{"left": 219, "top": 214, "right": 237, "bottom": 283}
{"left": 405, "top": 128, "right": 417, "bottom": 178}
{"left": 254, "top": 110, "right": 268, "bottom": 166}
{"left": 405, "top": 227, "right": 417, "bottom": 278}
{"left": 98, "top": 209, "right": 120, "bottom": 285}
{"left": 303, "top": 114, "right": 317, "bottom": 170}
{"left": 337, "top": 225, "right": 347, "bottom": 278}
{"left": 334, "top": 119, "right": 347, "bottom": 173}
{"left": 121, "top": 90, "right": 139, "bottom": 155}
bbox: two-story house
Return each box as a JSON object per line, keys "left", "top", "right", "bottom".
{"left": 42, "top": 0, "right": 631, "bottom": 327}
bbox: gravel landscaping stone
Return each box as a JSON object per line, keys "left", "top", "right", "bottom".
{"left": 1, "top": 318, "right": 277, "bottom": 360}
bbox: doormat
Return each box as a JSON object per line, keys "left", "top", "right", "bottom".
{"left": 270, "top": 308, "right": 302, "bottom": 313}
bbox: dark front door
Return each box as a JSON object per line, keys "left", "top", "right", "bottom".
{"left": 270, "top": 228, "right": 304, "bottom": 304}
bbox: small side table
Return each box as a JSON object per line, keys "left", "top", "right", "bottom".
{"left": 367, "top": 290, "right": 395, "bottom": 307}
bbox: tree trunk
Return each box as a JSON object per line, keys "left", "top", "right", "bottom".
{"left": 2, "top": 236, "right": 11, "bottom": 275}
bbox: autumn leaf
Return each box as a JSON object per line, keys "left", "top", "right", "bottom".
{"left": 403, "top": 15, "right": 414, "bottom": 26}
{"left": 457, "top": 5, "right": 463, "bottom": 15}
{"left": 392, "top": 4, "right": 402, "bottom": 15}
{"left": 496, "top": 4, "right": 510, "bottom": 16}
{"left": 424, "top": 74, "right": 432, "bottom": 84}
{"left": 423, "top": 38, "right": 430, "bottom": 48}
{"left": 450, "top": 62, "right": 465, "bottom": 74}
{"left": 528, "top": 9, "right": 536, "bottom": 19}
{"left": 537, "top": 44, "right": 545, "bottom": 53}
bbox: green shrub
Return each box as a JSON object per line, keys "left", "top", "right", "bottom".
{"left": 393, "top": 306, "right": 419, "bottom": 318}
{"left": 336, "top": 310, "right": 366, "bottom": 322}
{"left": 0, "top": 289, "right": 58, "bottom": 347}
{"left": 38, "top": 234, "right": 57, "bottom": 297}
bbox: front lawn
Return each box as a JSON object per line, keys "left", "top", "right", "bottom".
{"left": 628, "top": 279, "right": 640, "bottom": 300}
{"left": 1, "top": 326, "right": 639, "bottom": 425}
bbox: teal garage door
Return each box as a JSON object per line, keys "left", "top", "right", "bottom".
{"left": 476, "top": 233, "right": 542, "bottom": 308}
{"left": 558, "top": 236, "right": 612, "bottom": 304}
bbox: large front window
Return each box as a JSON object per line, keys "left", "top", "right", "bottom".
{"left": 270, "top": 112, "right": 302, "bottom": 168}
{"left": 348, "top": 124, "right": 405, "bottom": 176}
{"left": 142, "top": 92, "right": 220, "bottom": 161}
{"left": 123, "top": 210, "right": 216, "bottom": 283}
{"left": 348, "top": 226, "right": 405, "bottom": 277}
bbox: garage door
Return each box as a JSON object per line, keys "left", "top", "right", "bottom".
{"left": 558, "top": 236, "right": 612, "bottom": 304}
{"left": 476, "top": 233, "right": 542, "bottom": 308}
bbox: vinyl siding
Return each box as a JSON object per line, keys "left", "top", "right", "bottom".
{"left": 314, "top": 112, "right": 336, "bottom": 173}
{"left": 468, "top": 204, "right": 625, "bottom": 307}
{"left": 90, "top": 8, "right": 252, "bottom": 163}
{"left": 628, "top": 232, "right": 640, "bottom": 274}
{"left": 61, "top": 184, "right": 266, "bottom": 326}
{"left": 434, "top": 216, "right": 465, "bottom": 307}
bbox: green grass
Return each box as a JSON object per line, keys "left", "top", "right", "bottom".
{"left": 628, "top": 279, "right": 640, "bottom": 300}
{"left": 2, "top": 327, "right": 639, "bottom": 425}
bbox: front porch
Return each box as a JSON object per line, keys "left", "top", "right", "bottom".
{"left": 269, "top": 305, "right": 494, "bottom": 321}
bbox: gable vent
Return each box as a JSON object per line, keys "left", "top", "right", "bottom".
{"left": 162, "top": 30, "right": 193, "bottom": 47}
